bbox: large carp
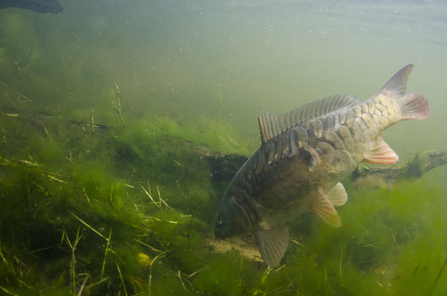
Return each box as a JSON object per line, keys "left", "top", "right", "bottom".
{"left": 214, "top": 64, "right": 429, "bottom": 267}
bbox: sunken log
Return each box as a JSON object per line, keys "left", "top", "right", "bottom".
{"left": 193, "top": 132, "right": 446, "bottom": 186}
{"left": 204, "top": 148, "right": 447, "bottom": 185}
{"left": 2, "top": 108, "right": 445, "bottom": 185}
{"left": 350, "top": 150, "right": 447, "bottom": 185}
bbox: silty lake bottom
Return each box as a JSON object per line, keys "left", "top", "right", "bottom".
{"left": 1, "top": 0, "right": 447, "bottom": 295}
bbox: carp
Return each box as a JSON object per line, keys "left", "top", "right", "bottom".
{"left": 214, "top": 64, "right": 429, "bottom": 267}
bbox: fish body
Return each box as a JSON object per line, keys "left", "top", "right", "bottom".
{"left": 214, "top": 64, "right": 429, "bottom": 267}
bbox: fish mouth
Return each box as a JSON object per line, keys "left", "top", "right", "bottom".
{"left": 213, "top": 221, "right": 226, "bottom": 239}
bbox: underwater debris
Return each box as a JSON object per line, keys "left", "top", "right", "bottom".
{"left": 116, "top": 261, "right": 128, "bottom": 296}
{"left": 101, "top": 229, "right": 113, "bottom": 280}
{"left": 64, "top": 226, "right": 82, "bottom": 293}
{"left": 186, "top": 204, "right": 195, "bottom": 238}
{"left": 83, "top": 277, "right": 109, "bottom": 291}
{"left": 157, "top": 185, "right": 171, "bottom": 209}
{"left": 17, "top": 159, "right": 41, "bottom": 167}
{"left": 111, "top": 83, "right": 125, "bottom": 128}
{"left": 214, "top": 83, "right": 223, "bottom": 132}
{"left": 0, "top": 285, "right": 18, "bottom": 296}
{"left": 134, "top": 239, "right": 161, "bottom": 253}
{"left": 178, "top": 270, "right": 187, "bottom": 291}
{"left": 209, "top": 149, "right": 446, "bottom": 185}
{"left": 403, "top": 152, "right": 426, "bottom": 181}
{"left": 91, "top": 107, "right": 94, "bottom": 139}
{"left": 0, "top": 112, "right": 18, "bottom": 117}
{"left": 148, "top": 251, "right": 169, "bottom": 296}
{"left": 16, "top": 93, "right": 32, "bottom": 102}
{"left": 176, "top": 180, "right": 188, "bottom": 199}
{"left": 206, "top": 236, "right": 263, "bottom": 263}
{"left": 141, "top": 183, "right": 160, "bottom": 208}
{"left": 194, "top": 185, "right": 205, "bottom": 205}
{"left": 430, "top": 256, "right": 447, "bottom": 296}
{"left": 78, "top": 274, "right": 90, "bottom": 296}
{"left": 47, "top": 174, "right": 66, "bottom": 183}
{"left": 68, "top": 211, "right": 109, "bottom": 242}
{"left": 82, "top": 186, "right": 90, "bottom": 203}
{"left": 291, "top": 239, "right": 315, "bottom": 257}
{"left": 227, "top": 136, "right": 240, "bottom": 147}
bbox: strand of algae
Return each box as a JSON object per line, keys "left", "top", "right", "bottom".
{"left": 157, "top": 186, "right": 171, "bottom": 209}
{"left": 84, "top": 277, "right": 109, "bottom": 291}
{"left": 91, "top": 107, "right": 94, "bottom": 139}
{"left": 116, "top": 261, "right": 128, "bottom": 296}
{"left": 64, "top": 226, "right": 82, "bottom": 293}
{"left": 178, "top": 270, "right": 187, "bottom": 291}
{"left": 429, "top": 256, "right": 447, "bottom": 296}
{"left": 111, "top": 83, "right": 125, "bottom": 127}
{"left": 101, "top": 229, "right": 113, "bottom": 279}
{"left": 148, "top": 251, "right": 168, "bottom": 296}
{"left": 68, "top": 210, "right": 109, "bottom": 241}
{"left": 141, "top": 184, "right": 160, "bottom": 208}
{"left": 214, "top": 83, "right": 222, "bottom": 132}
{"left": 78, "top": 274, "right": 89, "bottom": 296}
{"left": 0, "top": 285, "right": 19, "bottom": 296}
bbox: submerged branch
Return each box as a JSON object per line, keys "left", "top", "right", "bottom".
{"left": 350, "top": 150, "right": 447, "bottom": 185}
{"left": 4, "top": 108, "right": 445, "bottom": 184}
{"left": 202, "top": 148, "right": 447, "bottom": 185}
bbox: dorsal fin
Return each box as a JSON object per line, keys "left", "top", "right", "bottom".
{"left": 258, "top": 94, "right": 361, "bottom": 143}
{"left": 380, "top": 64, "right": 414, "bottom": 98}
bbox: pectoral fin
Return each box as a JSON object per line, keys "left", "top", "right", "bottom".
{"left": 310, "top": 192, "right": 342, "bottom": 227}
{"left": 257, "top": 225, "right": 289, "bottom": 267}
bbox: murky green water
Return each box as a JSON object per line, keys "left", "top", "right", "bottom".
{"left": 1, "top": 0, "right": 446, "bottom": 295}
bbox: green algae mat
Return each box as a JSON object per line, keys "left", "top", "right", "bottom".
{"left": 0, "top": 106, "right": 446, "bottom": 296}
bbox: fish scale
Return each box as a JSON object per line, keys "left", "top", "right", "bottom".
{"left": 214, "top": 64, "right": 430, "bottom": 267}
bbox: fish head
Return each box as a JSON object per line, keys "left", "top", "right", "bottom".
{"left": 214, "top": 195, "right": 252, "bottom": 239}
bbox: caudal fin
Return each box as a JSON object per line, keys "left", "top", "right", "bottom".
{"left": 396, "top": 92, "right": 430, "bottom": 121}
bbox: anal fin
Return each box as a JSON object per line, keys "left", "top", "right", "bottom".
{"left": 363, "top": 136, "right": 399, "bottom": 164}
{"left": 257, "top": 225, "right": 289, "bottom": 267}
{"left": 325, "top": 182, "right": 348, "bottom": 207}
{"left": 309, "top": 191, "right": 342, "bottom": 227}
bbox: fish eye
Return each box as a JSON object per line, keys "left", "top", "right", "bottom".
{"left": 216, "top": 217, "right": 223, "bottom": 224}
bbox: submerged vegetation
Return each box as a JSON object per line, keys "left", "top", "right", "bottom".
{"left": 1, "top": 91, "right": 447, "bottom": 295}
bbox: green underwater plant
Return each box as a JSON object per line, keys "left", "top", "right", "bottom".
{"left": 0, "top": 82, "right": 446, "bottom": 295}
{"left": 214, "top": 83, "right": 223, "bottom": 132}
